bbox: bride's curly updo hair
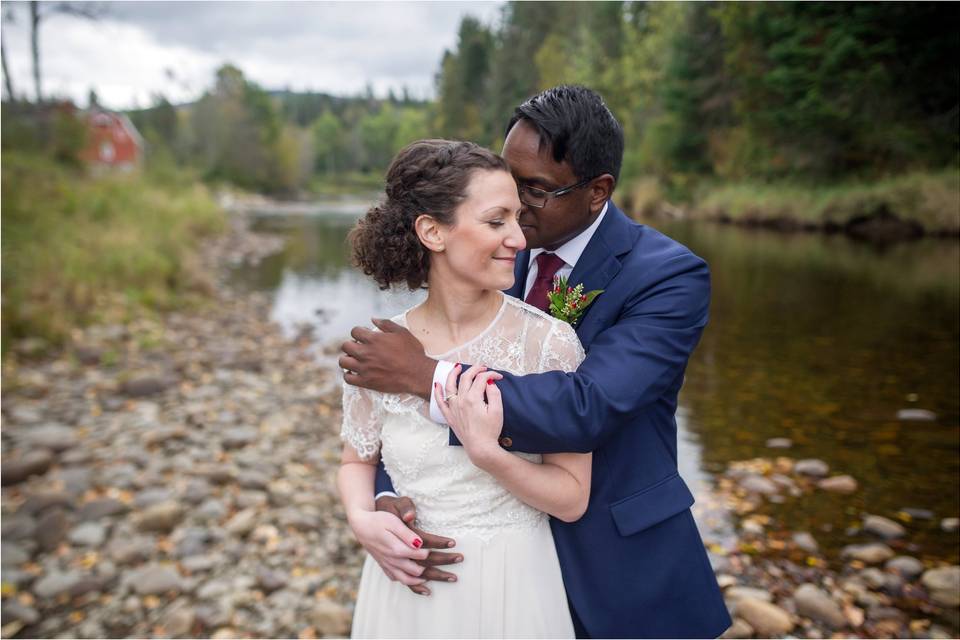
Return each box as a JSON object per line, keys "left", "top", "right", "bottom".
{"left": 350, "top": 139, "right": 509, "bottom": 290}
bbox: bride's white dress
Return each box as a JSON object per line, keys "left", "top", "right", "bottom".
{"left": 341, "top": 294, "right": 586, "bottom": 638}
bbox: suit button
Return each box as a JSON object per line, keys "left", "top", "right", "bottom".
{"left": 499, "top": 436, "right": 513, "bottom": 448}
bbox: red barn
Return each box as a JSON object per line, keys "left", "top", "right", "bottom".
{"left": 80, "top": 109, "right": 144, "bottom": 172}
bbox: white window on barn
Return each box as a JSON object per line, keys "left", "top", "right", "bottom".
{"left": 99, "top": 140, "right": 115, "bottom": 162}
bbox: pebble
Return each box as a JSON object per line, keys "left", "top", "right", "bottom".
{"left": 862, "top": 514, "right": 906, "bottom": 539}
{"left": 2, "top": 600, "right": 40, "bottom": 625}
{"left": 895, "top": 408, "right": 936, "bottom": 421}
{"left": 726, "top": 586, "right": 773, "bottom": 603}
{"left": 307, "top": 599, "right": 353, "bottom": 637}
{"left": 129, "top": 563, "right": 183, "bottom": 596}
{"left": 792, "top": 531, "right": 819, "bottom": 553}
{"left": 860, "top": 568, "right": 887, "bottom": 589}
{"left": 740, "top": 475, "right": 779, "bottom": 495}
{"left": 721, "top": 618, "right": 754, "bottom": 639}
{"left": 221, "top": 426, "right": 259, "bottom": 449}
{"left": 1, "top": 543, "right": 31, "bottom": 566}
{"left": 78, "top": 498, "right": 129, "bottom": 521}
{"left": 68, "top": 521, "right": 108, "bottom": 546}
{"left": 225, "top": 508, "right": 258, "bottom": 537}
{"left": 134, "top": 500, "right": 184, "bottom": 532}
{"left": 1, "top": 449, "right": 54, "bottom": 485}
{"left": 33, "top": 571, "right": 82, "bottom": 598}
{"left": 734, "top": 597, "right": 794, "bottom": 637}
{"left": 941, "top": 517, "right": 959, "bottom": 533}
{"left": 794, "top": 583, "right": 847, "bottom": 629}
{"left": 885, "top": 556, "right": 924, "bottom": 580}
{"left": 921, "top": 566, "right": 960, "bottom": 608}
{"left": 120, "top": 375, "right": 171, "bottom": 398}
{"left": 35, "top": 509, "right": 71, "bottom": 551}
{"left": 842, "top": 543, "right": 895, "bottom": 564}
{"left": 160, "top": 599, "right": 196, "bottom": 637}
{"left": 794, "top": 458, "right": 829, "bottom": 477}
{"left": 817, "top": 474, "right": 858, "bottom": 493}
{"left": 15, "top": 423, "right": 77, "bottom": 452}
{"left": 765, "top": 438, "right": 792, "bottom": 449}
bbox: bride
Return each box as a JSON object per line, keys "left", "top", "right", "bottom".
{"left": 337, "top": 139, "right": 589, "bottom": 638}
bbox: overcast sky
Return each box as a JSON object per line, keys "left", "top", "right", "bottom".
{"left": 2, "top": 1, "right": 504, "bottom": 109}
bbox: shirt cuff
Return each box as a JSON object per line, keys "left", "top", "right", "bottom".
{"left": 374, "top": 491, "right": 398, "bottom": 501}
{"left": 428, "top": 359, "right": 456, "bottom": 424}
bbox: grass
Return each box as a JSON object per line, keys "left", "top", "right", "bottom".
{"left": 1, "top": 152, "right": 226, "bottom": 356}
{"left": 687, "top": 170, "right": 960, "bottom": 233}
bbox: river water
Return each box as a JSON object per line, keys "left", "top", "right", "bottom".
{"left": 227, "top": 200, "right": 959, "bottom": 565}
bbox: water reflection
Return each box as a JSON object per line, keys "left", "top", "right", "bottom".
{"left": 229, "top": 206, "right": 958, "bottom": 561}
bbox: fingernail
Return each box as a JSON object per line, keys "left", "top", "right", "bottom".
{"left": 448, "top": 577, "right": 456, "bottom": 582}
{"left": 487, "top": 379, "right": 494, "bottom": 385}
{"left": 455, "top": 363, "right": 462, "bottom": 369}
{"left": 455, "top": 555, "right": 463, "bottom": 563}
{"left": 412, "top": 538, "right": 422, "bottom": 549}
{"left": 447, "top": 541, "right": 455, "bottom": 548}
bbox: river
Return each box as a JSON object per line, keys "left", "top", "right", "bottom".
{"left": 227, "top": 199, "right": 960, "bottom": 566}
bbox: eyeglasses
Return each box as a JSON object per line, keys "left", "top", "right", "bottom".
{"left": 517, "top": 177, "right": 594, "bottom": 208}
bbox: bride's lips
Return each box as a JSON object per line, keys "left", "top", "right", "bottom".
{"left": 493, "top": 256, "right": 516, "bottom": 264}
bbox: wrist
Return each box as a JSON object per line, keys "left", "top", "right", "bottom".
{"left": 469, "top": 441, "right": 507, "bottom": 473}
{"left": 412, "top": 355, "right": 437, "bottom": 399}
{"left": 346, "top": 506, "right": 375, "bottom": 528}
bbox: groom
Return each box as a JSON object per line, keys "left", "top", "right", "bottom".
{"left": 340, "top": 85, "right": 731, "bottom": 638}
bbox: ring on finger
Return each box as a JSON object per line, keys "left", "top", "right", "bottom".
{"left": 445, "top": 392, "right": 458, "bottom": 401}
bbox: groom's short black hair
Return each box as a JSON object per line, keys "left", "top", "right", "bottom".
{"left": 506, "top": 85, "right": 624, "bottom": 184}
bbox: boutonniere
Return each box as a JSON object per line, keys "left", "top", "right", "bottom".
{"left": 546, "top": 275, "right": 603, "bottom": 326}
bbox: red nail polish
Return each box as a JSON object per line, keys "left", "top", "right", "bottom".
{"left": 412, "top": 538, "right": 422, "bottom": 549}
{"left": 487, "top": 379, "right": 494, "bottom": 385}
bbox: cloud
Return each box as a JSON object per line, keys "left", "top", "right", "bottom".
{"left": 2, "top": 1, "right": 504, "bottom": 109}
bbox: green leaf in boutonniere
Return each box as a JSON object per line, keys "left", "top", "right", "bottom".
{"left": 545, "top": 275, "right": 603, "bottom": 326}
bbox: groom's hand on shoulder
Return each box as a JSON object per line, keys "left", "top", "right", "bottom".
{"left": 376, "top": 495, "right": 463, "bottom": 597}
{"left": 340, "top": 318, "right": 435, "bottom": 398}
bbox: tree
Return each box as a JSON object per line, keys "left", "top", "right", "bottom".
{"left": 28, "top": 1, "right": 106, "bottom": 102}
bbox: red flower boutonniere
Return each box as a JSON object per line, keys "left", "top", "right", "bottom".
{"left": 546, "top": 275, "right": 602, "bottom": 326}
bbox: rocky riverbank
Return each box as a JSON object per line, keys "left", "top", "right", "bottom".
{"left": 2, "top": 213, "right": 958, "bottom": 639}
{"left": 2, "top": 219, "right": 357, "bottom": 638}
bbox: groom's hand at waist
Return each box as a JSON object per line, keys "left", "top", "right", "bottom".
{"left": 340, "top": 318, "right": 435, "bottom": 398}
{"left": 376, "top": 494, "right": 463, "bottom": 597}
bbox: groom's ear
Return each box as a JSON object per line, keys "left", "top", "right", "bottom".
{"left": 414, "top": 214, "right": 445, "bottom": 253}
{"left": 590, "top": 174, "right": 615, "bottom": 213}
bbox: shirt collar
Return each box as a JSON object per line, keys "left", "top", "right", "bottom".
{"left": 529, "top": 201, "right": 609, "bottom": 269}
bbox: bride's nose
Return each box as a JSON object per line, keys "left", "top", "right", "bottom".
{"left": 504, "top": 218, "right": 526, "bottom": 251}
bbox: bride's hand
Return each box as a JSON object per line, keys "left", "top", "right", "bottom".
{"left": 436, "top": 364, "right": 505, "bottom": 468}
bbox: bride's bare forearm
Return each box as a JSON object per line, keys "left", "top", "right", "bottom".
{"left": 473, "top": 448, "right": 589, "bottom": 522}
{"left": 338, "top": 456, "right": 378, "bottom": 521}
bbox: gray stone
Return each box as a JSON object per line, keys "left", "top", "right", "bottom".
{"left": 129, "top": 563, "right": 183, "bottom": 595}
{"left": 196, "top": 498, "right": 228, "bottom": 521}
{"left": 866, "top": 606, "right": 905, "bottom": 622}
{"left": 53, "top": 466, "right": 93, "bottom": 496}
{"left": 196, "top": 578, "right": 231, "bottom": 600}
{"left": 900, "top": 507, "right": 934, "bottom": 520}
{"left": 793, "top": 531, "right": 820, "bottom": 554}
{"left": 121, "top": 376, "right": 171, "bottom": 397}
{"left": 896, "top": 408, "right": 936, "bottom": 421}
{"left": 941, "top": 517, "right": 959, "bottom": 533}
{"left": 144, "top": 426, "right": 188, "bottom": 446}
{"left": 18, "top": 491, "right": 74, "bottom": 516}
{"left": 307, "top": 599, "right": 353, "bottom": 637}
{"left": 885, "top": 555, "right": 924, "bottom": 580}
{"left": 1, "top": 449, "right": 54, "bottom": 485}
{"left": 740, "top": 475, "right": 779, "bottom": 495}
{"left": 180, "top": 554, "right": 220, "bottom": 573}
{"left": 765, "top": 437, "right": 792, "bottom": 449}
{"left": 134, "top": 500, "right": 184, "bottom": 532}
{"left": 860, "top": 568, "right": 888, "bottom": 589}
{"left": 863, "top": 515, "right": 906, "bottom": 539}
{"left": 256, "top": 568, "right": 287, "bottom": 593}
{"left": 921, "top": 566, "right": 960, "bottom": 608}
{"left": 78, "top": 498, "right": 129, "bottom": 521}
{"left": 1, "top": 600, "right": 40, "bottom": 625}
{"left": 237, "top": 469, "right": 270, "bottom": 490}
{"left": 1, "top": 543, "right": 31, "bottom": 566}
{"left": 17, "top": 424, "right": 77, "bottom": 452}
{"left": 225, "top": 508, "right": 258, "bottom": 537}
{"left": 2, "top": 514, "right": 40, "bottom": 544}
{"left": 68, "top": 522, "right": 108, "bottom": 546}
{"left": 221, "top": 427, "right": 258, "bottom": 449}
{"left": 35, "top": 509, "right": 71, "bottom": 551}
{"left": 734, "top": 598, "right": 794, "bottom": 637}
{"left": 134, "top": 487, "right": 174, "bottom": 508}
{"left": 33, "top": 571, "right": 82, "bottom": 598}
{"left": 794, "top": 584, "right": 846, "bottom": 629}
{"left": 161, "top": 600, "right": 196, "bottom": 637}
{"left": 182, "top": 479, "right": 213, "bottom": 504}
{"left": 817, "top": 475, "right": 858, "bottom": 493}
{"left": 106, "top": 537, "right": 152, "bottom": 565}
{"left": 794, "top": 459, "right": 830, "bottom": 477}
{"left": 842, "top": 543, "right": 895, "bottom": 564}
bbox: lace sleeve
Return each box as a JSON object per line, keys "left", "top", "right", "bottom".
{"left": 340, "top": 381, "right": 384, "bottom": 461}
{"left": 538, "top": 320, "right": 586, "bottom": 374}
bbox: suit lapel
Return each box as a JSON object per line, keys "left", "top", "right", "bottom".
{"left": 568, "top": 202, "right": 634, "bottom": 328}
{"left": 504, "top": 248, "right": 530, "bottom": 300}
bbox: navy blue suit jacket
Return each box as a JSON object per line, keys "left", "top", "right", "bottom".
{"left": 376, "top": 202, "right": 731, "bottom": 638}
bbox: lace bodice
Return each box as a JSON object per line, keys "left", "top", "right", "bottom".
{"left": 341, "top": 295, "right": 585, "bottom": 540}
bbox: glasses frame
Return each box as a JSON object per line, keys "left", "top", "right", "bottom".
{"left": 517, "top": 176, "right": 594, "bottom": 209}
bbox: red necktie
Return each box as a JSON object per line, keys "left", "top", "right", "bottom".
{"left": 524, "top": 253, "right": 567, "bottom": 312}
